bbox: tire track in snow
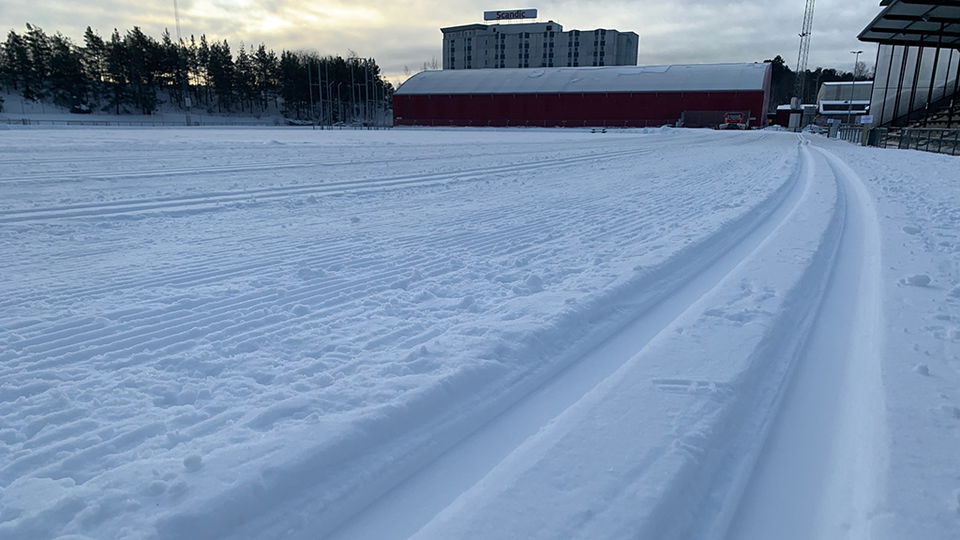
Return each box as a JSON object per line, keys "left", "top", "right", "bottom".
{"left": 232, "top": 140, "right": 811, "bottom": 540}
{"left": 723, "top": 142, "right": 886, "bottom": 540}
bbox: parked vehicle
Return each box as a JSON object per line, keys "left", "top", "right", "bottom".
{"left": 719, "top": 112, "right": 749, "bottom": 130}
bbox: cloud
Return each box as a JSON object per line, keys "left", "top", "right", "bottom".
{"left": 1, "top": 0, "right": 884, "bottom": 82}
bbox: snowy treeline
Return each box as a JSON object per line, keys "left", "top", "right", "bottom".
{"left": 0, "top": 23, "right": 393, "bottom": 121}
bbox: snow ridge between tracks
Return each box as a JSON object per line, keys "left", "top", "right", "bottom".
{"left": 404, "top": 140, "right": 844, "bottom": 540}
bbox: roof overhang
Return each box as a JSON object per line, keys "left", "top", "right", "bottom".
{"left": 441, "top": 23, "right": 489, "bottom": 34}
{"left": 859, "top": 0, "right": 960, "bottom": 48}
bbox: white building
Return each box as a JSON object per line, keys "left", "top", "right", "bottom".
{"left": 817, "top": 81, "right": 873, "bottom": 119}
{"left": 441, "top": 21, "right": 639, "bottom": 70}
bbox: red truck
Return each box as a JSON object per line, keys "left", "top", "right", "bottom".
{"left": 719, "top": 111, "right": 749, "bottom": 130}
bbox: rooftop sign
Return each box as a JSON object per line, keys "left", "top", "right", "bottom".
{"left": 483, "top": 9, "right": 538, "bottom": 21}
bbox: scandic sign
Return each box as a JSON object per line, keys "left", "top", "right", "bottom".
{"left": 483, "top": 9, "right": 538, "bottom": 21}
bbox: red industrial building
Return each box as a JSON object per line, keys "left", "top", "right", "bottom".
{"left": 393, "top": 62, "right": 772, "bottom": 128}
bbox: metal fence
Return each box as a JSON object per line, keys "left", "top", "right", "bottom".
{"left": 836, "top": 126, "right": 866, "bottom": 145}
{"left": 887, "top": 128, "right": 960, "bottom": 156}
{"left": 834, "top": 125, "right": 960, "bottom": 157}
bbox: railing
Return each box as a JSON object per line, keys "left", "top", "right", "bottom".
{"left": 890, "top": 128, "right": 960, "bottom": 156}
{"left": 848, "top": 127, "right": 960, "bottom": 157}
{"left": 836, "top": 126, "right": 865, "bottom": 145}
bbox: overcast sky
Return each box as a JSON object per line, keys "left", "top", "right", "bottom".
{"left": 2, "top": 0, "right": 884, "bottom": 85}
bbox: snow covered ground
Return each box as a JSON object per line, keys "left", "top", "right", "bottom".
{"left": 0, "top": 126, "right": 957, "bottom": 539}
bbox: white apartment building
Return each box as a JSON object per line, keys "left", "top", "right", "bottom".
{"left": 441, "top": 21, "right": 639, "bottom": 70}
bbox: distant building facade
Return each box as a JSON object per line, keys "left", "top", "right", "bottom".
{"left": 441, "top": 21, "right": 638, "bottom": 70}
{"left": 817, "top": 81, "right": 873, "bottom": 119}
{"left": 393, "top": 63, "right": 771, "bottom": 128}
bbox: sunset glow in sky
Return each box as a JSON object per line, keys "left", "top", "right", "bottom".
{"left": 2, "top": 0, "right": 883, "bottom": 84}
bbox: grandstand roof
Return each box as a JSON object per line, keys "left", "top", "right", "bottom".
{"left": 859, "top": 0, "right": 960, "bottom": 47}
{"left": 395, "top": 63, "right": 771, "bottom": 95}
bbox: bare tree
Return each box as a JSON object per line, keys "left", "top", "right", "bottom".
{"left": 854, "top": 60, "right": 872, "bottom": 81}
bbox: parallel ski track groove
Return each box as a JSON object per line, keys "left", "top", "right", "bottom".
{"left": 0, "top": 133, "right": 774, "bottom": 502}
{"left": 278, "top": 138, "right": 809, "bottom": 540}
{"left": 0, "top": 148, "right": 647, "bottom": 223}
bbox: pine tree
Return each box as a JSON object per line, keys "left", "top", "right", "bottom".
{"left": 253, "top": 44, "right": 279, "bottom": 111}
{"left": 207, "top": 39, "right": 235, "bottom": 112}
{"left": 196, "top": 34, "right": 210, "bottom": 107}
{"left": 48, "top": 33, "right": 87, "bottom": 107}
{"left": 106, "top": 29, "right": 127, "bottom": 114}
{"left": 234, "top": 45, "right": 256, "bottom": 113}
{"left": 24, "top": 23, "right": 52, "bottom": 100}
{"left": 1, "top": 31, "right": 31, "bottom": 94}
{"left": 82, "top": 27, "right": 107, "bottom": 107}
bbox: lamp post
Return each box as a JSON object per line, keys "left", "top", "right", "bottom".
{"left": 848, "top": 49, "right": 863, "bottom": 125}
{"left": 335, "top": 82, "right": 343, "bottom": 123}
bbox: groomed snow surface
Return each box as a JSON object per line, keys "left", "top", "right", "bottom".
{"left": 0, "top": 127, "right": 957, "bottom": 540}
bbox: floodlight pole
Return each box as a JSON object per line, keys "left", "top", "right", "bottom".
{"left": 848, "top": 50, "right": 863, "bottom": 124}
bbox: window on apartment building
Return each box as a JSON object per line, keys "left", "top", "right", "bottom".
{"left": 546, "top": 25, "right": 552, "bottom": 31}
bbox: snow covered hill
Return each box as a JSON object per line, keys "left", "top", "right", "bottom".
{"left": 0, "top": 127, "right": 957, "bottom": 539}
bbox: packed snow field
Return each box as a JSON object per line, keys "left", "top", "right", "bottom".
{"left": 0, "top": 127, "right": 957, "bottom": 539}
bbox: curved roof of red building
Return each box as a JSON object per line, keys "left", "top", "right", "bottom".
{"left": 395, "top": 63, "right": 771, "bottom": 95}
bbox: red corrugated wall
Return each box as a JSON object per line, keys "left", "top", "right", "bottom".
{"left": 393, "top": 90, "right": 768, "bottom": 128}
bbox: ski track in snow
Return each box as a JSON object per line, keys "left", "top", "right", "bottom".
{"left": 0, "top": 127, "right": 955, "bottom": 539}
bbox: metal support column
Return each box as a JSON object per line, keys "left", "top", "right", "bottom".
{"left": 893, "top": 46, "right": 910, "bottom": 125}
{"left": 879, "top": 45, "right": 896, "bottom": 124}
{"left": 909, "top": 47, "right": 925, "bottom": 123}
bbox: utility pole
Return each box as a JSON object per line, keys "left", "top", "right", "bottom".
{"left": 349, "top": 57, "right": 356, "bottom": 124}
{"left": 173, "top": 0, "right": 192, "bottom": 126}
{"left": 324, "top": 60, "right": 330, "bottom": 125}
{"left": 317, "top": 60, "right": 323, "bottom": 126}
{"left": 307, "top": 61, "right": 315, "bottom": 125}
{"left": 848, "top": 49, "right": 863, "bottom": 125}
